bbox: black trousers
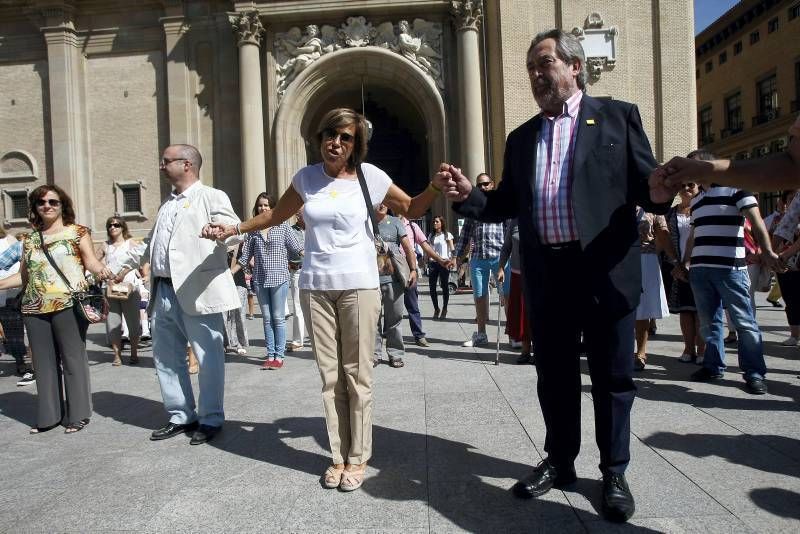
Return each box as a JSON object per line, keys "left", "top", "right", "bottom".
{"left": 530, "top": 244, "right": 636, "bottom": 475}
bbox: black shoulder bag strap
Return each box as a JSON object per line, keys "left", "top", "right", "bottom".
{"left": 38, "top": 230, "right": 80, "bottom": 297}
{"left": 355, "top": 164, "right": 385, "bottom": 249}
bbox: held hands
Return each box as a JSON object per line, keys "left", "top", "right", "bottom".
{"left": 200, "top": 223, "right": 236, "bottom": 241}
{"left": 671, "top": 264, "right": 689, "bottom": 283}
{"left": 95, "top": 266, "right": 115, "bottom": 282}
{"left": 408, "top": 269, "right": 418, "bottom": 288}
{"left": 496, "top": 268, "right": 505, "bottom": 285}
{"left": 435, "top": 163, "right": 472, "bottom": 202}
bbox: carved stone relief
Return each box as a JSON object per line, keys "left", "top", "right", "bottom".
{"left": 571, "top": 12, "right": 617, "bottom": 83}
{"left": 275, "top": 16, "right": 444, "bottom": 99}
{"left": 229, "top": 11, "right": 264, "bottom": 47}
{"left": 450, "top": 0, "right": 483, "bottom": 32}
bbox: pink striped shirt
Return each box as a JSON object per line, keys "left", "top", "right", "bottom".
{"left": 535, "top": 90, "right": 583, "bottom": 244}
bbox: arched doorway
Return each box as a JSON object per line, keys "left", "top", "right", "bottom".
{"left": 272, "top": 47, "right": 448, "bottom": 222}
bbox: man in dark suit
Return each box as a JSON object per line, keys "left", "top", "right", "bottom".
{"left": 437, "top": 29, "right": 672, "bottom": 522}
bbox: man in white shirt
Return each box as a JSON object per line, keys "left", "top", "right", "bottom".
{"left": 115, "top": 144, "right": 241, "bottom": 445}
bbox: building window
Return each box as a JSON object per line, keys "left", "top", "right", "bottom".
{"left": 794, "top": 61, "right": 800, "bottom": 112}
{"left": 2, "top": 188, "right": 30, "bottom": 225}
{"left": 734, "top": 151, "right": 750, "bottom": 160}
{"left": 789, "top": 3, "right": 800, "bottom": 21}
{"left": 719, "top": 51, "right": 727, "bottom": 65}
{"left": 733, "top": 41, "right": 742, "bottom": 55}
{"left": 114, "top": 181, "right": 145, "bottom": 217}
{"left": 724, "top": 93, "right": 743, "bottom": 135}
{"left": 755, "top": 75, "right": 779, "bottom": 125}
{"left": 768, "top": 17, "right": 779, "bottom": 33}
{"left": 705, "top": 60, "right": 713, "bottom": 73}
{"left": 699, "top": 106, "right": 714, "bottom": 145}
{"left": 750, "top": 30, "right": 760, "bottom": 44}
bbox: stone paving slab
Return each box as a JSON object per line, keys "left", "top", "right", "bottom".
{"left": 0, "top": 284, "right": 798, "bottom": 532}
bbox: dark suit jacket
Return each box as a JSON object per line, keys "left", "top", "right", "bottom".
{"left": 455, "top": 94, "right": 669, "bottom": 319}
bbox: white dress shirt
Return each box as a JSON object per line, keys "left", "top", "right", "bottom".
{"left": 150, "top": 181, "right": 202, "bottom": 278}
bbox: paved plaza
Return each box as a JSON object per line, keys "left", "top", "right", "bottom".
{"left": 0, "top": 284, "right": 799, "bottom": 533}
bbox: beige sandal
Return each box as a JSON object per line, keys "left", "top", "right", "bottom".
{"left": 339, "top": 464, "right": 366, "bottom": 492}
{"left": 321, "top": 465, "right": 345, "bottom": 489}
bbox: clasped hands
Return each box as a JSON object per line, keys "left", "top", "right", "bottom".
{"left": 199, "top": 223, "right": 237, "bottom": 241}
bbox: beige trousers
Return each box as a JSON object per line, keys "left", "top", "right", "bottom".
{"left": 300, "top": 288, "right": 381, "bottom": 465}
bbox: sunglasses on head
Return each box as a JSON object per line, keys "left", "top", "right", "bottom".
{"left": 107, "top": 223, "right": 122, "bottom": 229}
{"left": 323, "top": 129, "right": 355, "bottom": 144}
{"left": 35, "top": 198, "right": 61, "bottom": 207}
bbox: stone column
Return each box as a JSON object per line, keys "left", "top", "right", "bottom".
{"left": 230, "top": 11, "right": 266, "bottom": 208}
{"left": 451, "top": 0, "right": 486, "bottom": 182}
{"left": 160, "top": 10, "right": 194, "bottom": 144}
{"left": 40, "top": 3, "right": 93, "bottom": 226}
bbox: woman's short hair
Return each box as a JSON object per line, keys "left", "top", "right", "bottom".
{"left": 252, "top": 192, "right": 275, "bottom": 218}
{"left": 686, "top": 149, "right": 716, "bottom": 161}
{"left": 315, "top": 108, "right": 369, "bottom": 169}
{"left": 105, "top": 216, "right": 131, "bottom": 240}
{"left": 28, "top": 185, "right": 75, "bottom": 230}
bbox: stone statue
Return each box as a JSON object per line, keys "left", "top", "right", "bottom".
{"left": 396, "top": 19, "right": 442, "bottom": 82}
{"left": 276, "top": 24, "right": 336, "bottom": 95}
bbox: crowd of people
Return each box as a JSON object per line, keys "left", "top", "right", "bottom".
{"left": 1, "top": 27, "right": 799, "bottom": 526}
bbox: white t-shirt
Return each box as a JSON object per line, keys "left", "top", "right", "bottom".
{"left": 104, "top": 239, "right": 141, "bottom": 287}
{"left": 291, "top": 162, "right": 392, "bottom": 290}
{"left": 429, "top": 232, "right": 453, "bottom": 260}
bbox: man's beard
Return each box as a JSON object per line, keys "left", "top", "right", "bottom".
{"left": 534, "top": 80, "right": 565, "bottom": 111}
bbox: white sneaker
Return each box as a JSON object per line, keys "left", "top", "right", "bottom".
{"left": 462, "top": 332, "right": 488, "bottom": 347}
{"left": 679, "top": 352, "right": 694, "bottom": 363}
{"left": 695, "top": 353, "right": 704, "bottom": 365}
{"left": 781, "top": 336, "right": 798, "bottom": 346}
{"left": 16, "top": 372, "right": 35, "bottom": 387}
{"left": 510, "top": 339, "right": 522, "bottom": 349}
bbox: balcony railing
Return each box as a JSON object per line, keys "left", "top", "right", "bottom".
{"left": 700, "top": 133, "right": 715, "bottom": 145}
{"left": 752, "top": 108, "right": 780, "bottom": 126}
{"left": 721, "top": 124, "right": 744, "bottom": 138}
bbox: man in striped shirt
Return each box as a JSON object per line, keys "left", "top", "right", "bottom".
{"left": 674, "top": 150, "right": 781, "bottom": 395}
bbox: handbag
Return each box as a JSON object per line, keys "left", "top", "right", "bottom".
{"left": 355, "top": 165, "right": 411, "bottom": 286}
{"left": 106, "top": 282, "right": 134, "bottom": 300}
{"left": 38, "top": 231, "right": 107, "bottom": 324}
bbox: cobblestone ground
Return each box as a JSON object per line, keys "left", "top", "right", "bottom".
{"left": 0, "top": 283, "right": 798, "bottom": 533}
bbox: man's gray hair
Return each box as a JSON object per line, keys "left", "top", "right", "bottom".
{"left": 172, "top": 144, "right": 203, "bottom": 172}
{"left": 528, "top": 29, "right": 588, "bottom": 90}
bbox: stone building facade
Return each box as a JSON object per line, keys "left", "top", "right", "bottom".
{"left": 0, "top": 0, "right": 696, "bottom": 238}
{"left": 696, "top": 0, "right": 800, "bottom": 165}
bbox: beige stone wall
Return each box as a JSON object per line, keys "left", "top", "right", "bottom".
{"left": 86, "top": 52, "right": 167, "bottom": 238}
{"left": 0, "top": 60, "right": 50, "bottom": 227}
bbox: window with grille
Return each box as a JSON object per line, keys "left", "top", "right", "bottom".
{"left": 750, "top": 30, "right": 760, "bottom": 44}
{"left": 719, "top": 51, "right": 727, "bottom": 65}
{"left": 705, "top": 60, "right": 713, "bottom": 73}
{"left": 2, "top": 189, "right": 30, "bottom": 224}
{"left": 768, "top": 17, "right": 779, "bottom": 33}
{"left": 757, "top": 75, "right": 778, "bottom": 116}
{"left": 733, "top": 41, "right": 742, "bottom": 55}
{"left": 114, "top": 181, "right": 145, "bottom": 216}
{"left": 791, "top": 3, "right": 800, "bottom": 20}
{"left": 699, "top": 107, "right": 713, "bottom": 144}
{"left": 725, "top": 93, "right": 742, "bottom": 133}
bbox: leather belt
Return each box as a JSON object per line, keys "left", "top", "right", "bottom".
{"left": 541, "top": 241, "right": 580, "bottom": 251}
{"left": 154, "top": 277, "right": 172, "bottom": 285}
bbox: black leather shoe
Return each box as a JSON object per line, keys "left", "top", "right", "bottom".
{"left": 189, "top": 424, "right": 221, "bottom": 445}
{"left": 516, "top": 352, "right": 532, "bottom": 365}
{"left": 745, "top": 377, "right": 767, "bottom": 395}
{"left": 512, "top": 459, "right": 577, "bottom": 498}
{"left": 601, "top": 472, "right": 635, "bottom": 523}
{"left": 150, "top": 421, "right": 198, "bottom": 441}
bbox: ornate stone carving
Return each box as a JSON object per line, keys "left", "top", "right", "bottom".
{"left": 450, "top": 0, "right": 483, "bottom": 32}
{"left": 229, "top": 11, "right": 264, "bottom": 47}
{"left": 571, "top": 12, "right": 617, "bottom": 83}
{"left": 275, "top": 17, "right": 444, "bottom": 98}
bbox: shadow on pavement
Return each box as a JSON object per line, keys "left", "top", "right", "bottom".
{"left": 749, "top": 488, "right": 800, "bottom": 520}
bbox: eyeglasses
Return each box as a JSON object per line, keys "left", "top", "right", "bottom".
{"left": 323, "top": 129, "right": 355, "bottom": 144}
{"left": 477, "top": 181, "right": 493, "bottom": 188}
{"left": 160, "top": 157, "right": 186, "bottom": 167}
{"left": 107, "top": 223, "right": 122, "bottom": 229}
{"left": 35, "top": 199, "right": 61, "bottom": 207}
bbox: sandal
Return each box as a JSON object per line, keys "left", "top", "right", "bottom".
{"left": 29, "top": 423, "right": 59, "bottom": 435}
{"left": 389, "top": 358, "right": 405, "bottom": 368}
{"left": 321, "top": 465, "right": 345, "bottom": 489}
{"left": 339, "top": 464, "right": 366, "bottom": 492}
{"left": 64, "top": 418, "right": 90, "bottom": 434}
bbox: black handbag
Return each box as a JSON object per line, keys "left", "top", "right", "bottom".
{"left": 355, "top": 165, "right": 411, "bottom": 286}
{"left": 38, "top": 231, "right": 107, "bottom": 324}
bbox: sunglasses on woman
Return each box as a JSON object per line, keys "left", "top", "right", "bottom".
{"left": 107, "top": 223, "right": 122, "bottom": 229}
{"left": 323, "top": 129, "right": 354, "bottom": 144}
{"left": 35, "top": 199, "right": 61, "bottom": 207}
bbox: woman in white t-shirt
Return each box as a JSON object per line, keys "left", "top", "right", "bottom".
{"left": 207, "top": 108, "right": 447, "bottom": 493}
{"left": 98, "top": 217, "right": 143, "bottom": 366}
{"left": 426, "top": 215, "right": 453, "bottom": 319}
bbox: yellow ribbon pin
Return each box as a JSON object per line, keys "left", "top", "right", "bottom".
{"left": 586, "top": 119, "right": 596, "bottom": 125}
{"left": 183, "top": 201, "right": 190, "bottom": 208}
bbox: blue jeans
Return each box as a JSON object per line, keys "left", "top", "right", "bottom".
{"left": 256, "top": 281, "right": 289, "bottom": 359}
{"left": 469, "top": 257, "right": 501, "bottom": 299}
{"left": 689, "top": 267, "right": 766, "bottom": 379}
{"left": 151, "top": 281, "right": 226, "bottom": 427}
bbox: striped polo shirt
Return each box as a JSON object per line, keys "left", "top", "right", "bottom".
{"left": 689, "top": 186, "right": 758, "bottom": 269}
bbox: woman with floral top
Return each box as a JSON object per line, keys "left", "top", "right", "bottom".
{"left": 16, "top": 186, "right": 111, "bottom": 433}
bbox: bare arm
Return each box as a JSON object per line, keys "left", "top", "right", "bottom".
{"left": 399, "top": 235, "right": 418, "bottom": 287}
{"left": 743, "top": 206, "right": 784, "bottom": 272}
{"left": 79, "top": 234, "right": 113, "bottom": 280}
{"left": 0, "top": 272, "right": 22, "bottom": 290}
{"left": 207, "top": 186, "right": 304, "bottom": 241}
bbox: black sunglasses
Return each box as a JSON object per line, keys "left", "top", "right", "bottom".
{"left": 477, "top": 181, "right": 493, "bottom": 188}
{"left": 323, "top": 129, "right": 355, "bottom": 144}
{"left": 107, "top": 223, "right": 122, "bottom": 229}
{"left": 35, "top": 199, "right": 61, "bottom": 207}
